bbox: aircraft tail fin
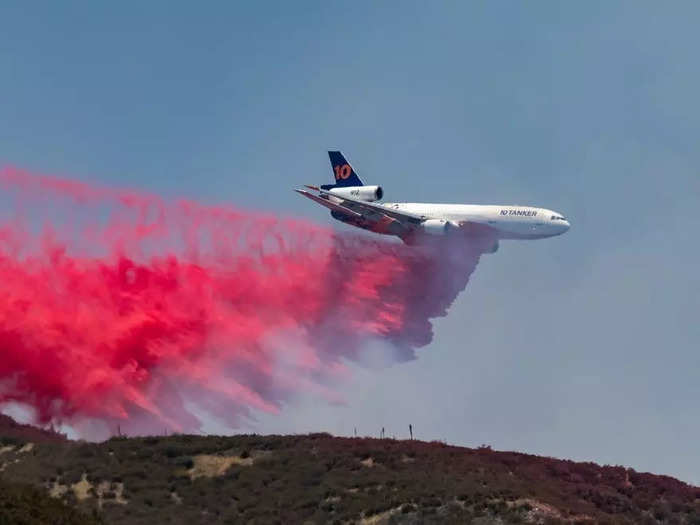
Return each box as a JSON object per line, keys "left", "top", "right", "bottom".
{"left": 324, "top": 151, "right": 364, "bottom": 188}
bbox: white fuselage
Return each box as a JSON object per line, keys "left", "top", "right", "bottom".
{"left": 384, "top": 202, "right": 570, "bottom": 239}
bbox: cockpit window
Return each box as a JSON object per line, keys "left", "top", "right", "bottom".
{"left": 551, "top": 215, "right": 567, "bottom": 221}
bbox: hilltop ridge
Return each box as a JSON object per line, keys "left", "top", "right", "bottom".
{"left": 0, "top": 413, "right": 67, "bottom": 443}
{"left": 0, "top": 416, "right": 698, "bottom": 524}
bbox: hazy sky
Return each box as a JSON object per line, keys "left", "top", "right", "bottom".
{"left": 1, "top": 2, "right": 698, "bottom": 484}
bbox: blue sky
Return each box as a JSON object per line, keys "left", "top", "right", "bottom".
{"left": 1, "top": 2, "right": 698, "bottom": 484}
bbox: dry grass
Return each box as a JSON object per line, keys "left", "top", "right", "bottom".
{"left": 360, "top": 456, "right": 375, "bottom": 468}
{"left": 187, "top": 454, "right": 254, "bottom": 480}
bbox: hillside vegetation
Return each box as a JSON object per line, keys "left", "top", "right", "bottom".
{"left": 0, "top": 478, "right": 102, "bottom": 525}
{"left": 0, "top": 419, "right": 698, "bottom": 524}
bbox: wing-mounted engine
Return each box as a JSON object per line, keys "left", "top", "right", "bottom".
{"left": 420, "top": 218, "right": 457, "bottom": 236}
{"left": 328, "top": 185, "right": 383, "bottom": 202}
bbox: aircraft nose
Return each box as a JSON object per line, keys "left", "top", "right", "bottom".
{"left": 562, "top": 220, "right": 571, "bottom": 232}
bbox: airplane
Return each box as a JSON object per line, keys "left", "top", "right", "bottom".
{"left": 295, "top": 151, "right": 570, "bottom": 252}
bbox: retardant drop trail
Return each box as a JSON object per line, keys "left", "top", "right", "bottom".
{"left": 0, "top": 166, "right": 484, "bottom": 437}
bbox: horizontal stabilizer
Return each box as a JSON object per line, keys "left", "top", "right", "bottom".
{"left": 317, "top": 188, "right": 423, "bottom": 224}
{"left": 294, "top": 189, "right": 363, "bottom": 218}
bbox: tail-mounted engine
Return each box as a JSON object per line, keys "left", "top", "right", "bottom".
{"left": 328, "top": 185, "right": 383, "bottom": 202}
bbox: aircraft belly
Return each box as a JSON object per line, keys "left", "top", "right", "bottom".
{"left": 461, "top": 218, "right": 552, "bottom": 240}
{"left": 497, "top": 232, "right": 552, "bottom": 240}
{"left": 330, "top": 210, "right": 402, "bottom": 236}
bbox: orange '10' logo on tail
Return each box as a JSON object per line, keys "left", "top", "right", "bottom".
{"left": 334, "top": 164, "right": 352, "bottom": 180}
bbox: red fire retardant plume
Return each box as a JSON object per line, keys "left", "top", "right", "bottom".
{"left": 0, "top": 166, "right": 484, "bottom": 437}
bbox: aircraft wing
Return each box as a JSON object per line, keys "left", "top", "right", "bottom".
{"left": 317, "top": 188, "right": 424, "bottom": 225}
{"left": 298, "top": 185, "right": 500, "bottom": 246}
{"left": 317, "top": 188, "right": 500, "bottom": 240}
